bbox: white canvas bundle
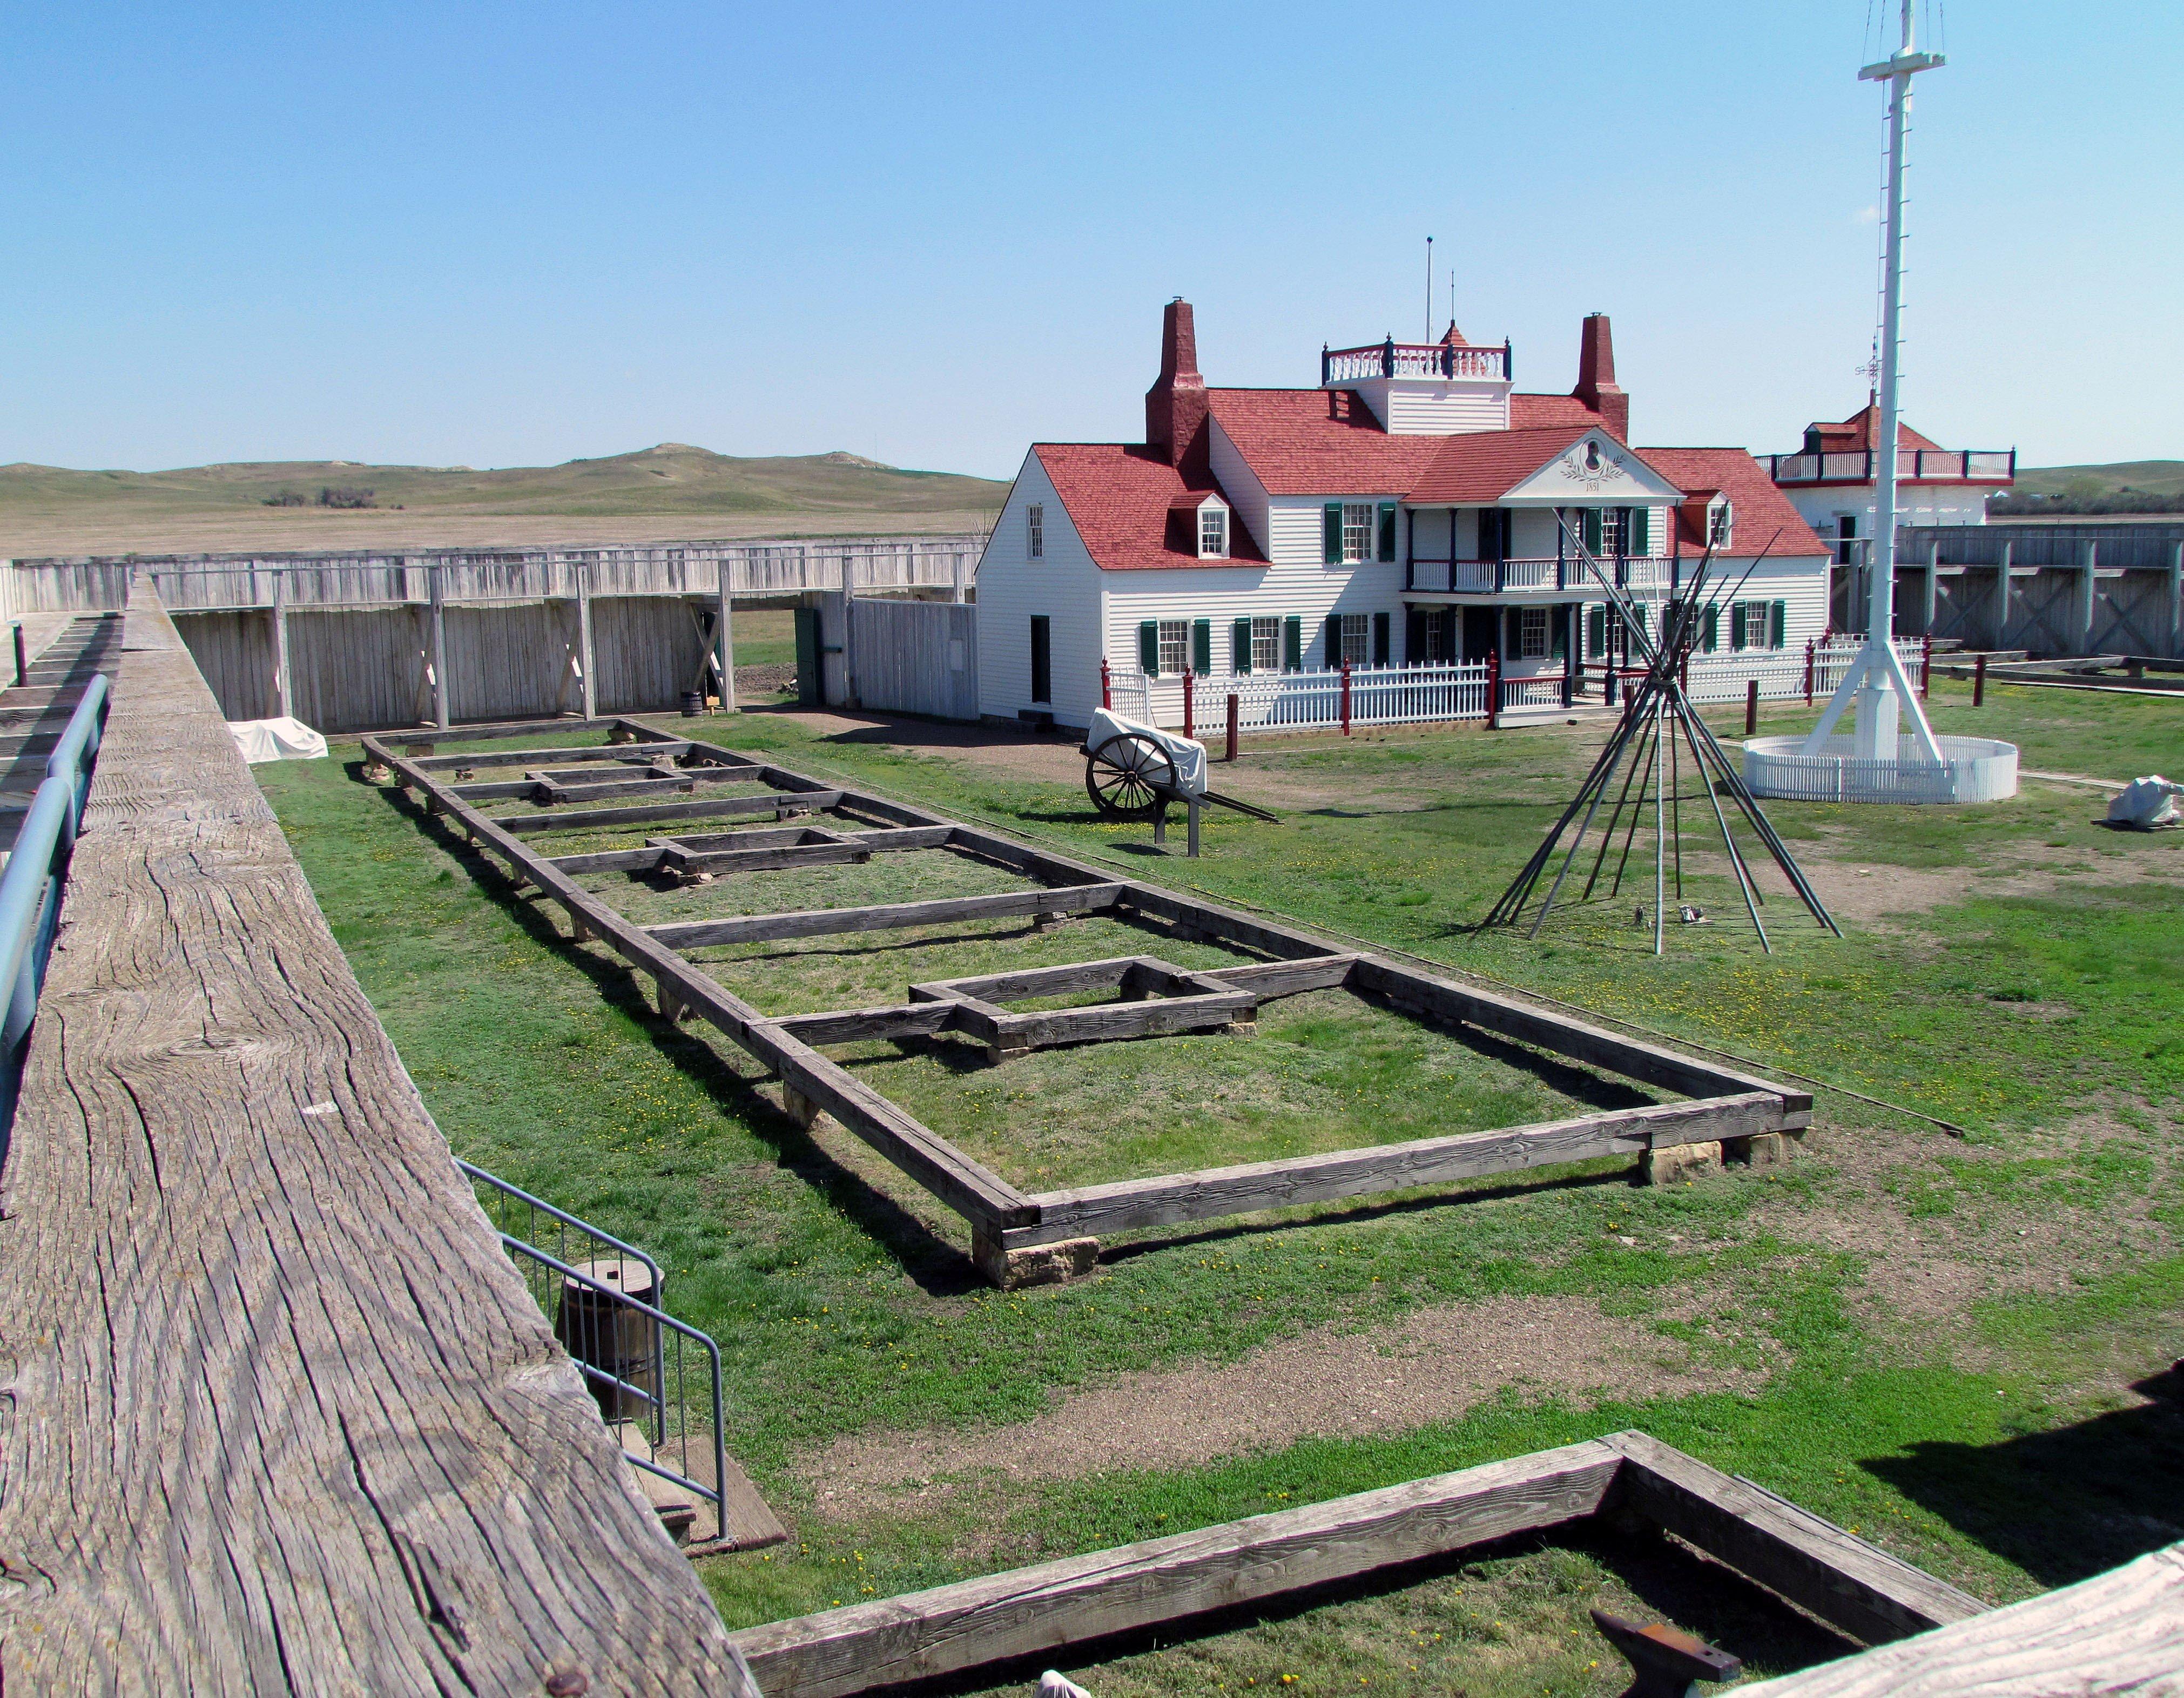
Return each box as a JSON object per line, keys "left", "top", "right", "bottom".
{"left": 228, "top": 717, "right": 330, "bottom": 764}
{"left": 1084, "top": 708, "right": 1208, "bottom": 798}
{"left": 2106, "top": 776, "right": 2181, "bottom": 830}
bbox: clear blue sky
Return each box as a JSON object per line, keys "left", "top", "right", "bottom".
{"left": 4, "top": 1, "right": 2175, "bottom": 479}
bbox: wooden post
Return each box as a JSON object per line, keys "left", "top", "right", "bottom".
{"left": 839, "top": 551, "right": 855, "bottom": 710}
{"left": 1183, "top": 668, "right": 1194, "bottom": 741}
{"left": 1339, "top": 660, "right": 1351, "bottom": 736}
{"left": 1744, "top": 677, "right": 1759, "bottom": 737}
{"left": 554, "top": 1258, "right": 660, "bottom": 1424}
{"left": 1225, "top": 692, "right": 1239, "bottom": 762}
{"left": 429, "top": 565, "right": 450, "bottom": 730}
{"left": 1972, "top": 652, "right": 1986, "bottom": 708}
{"left": 713, "top": 553, "right": 737, "bottom": 714}
{"left": 12, "top": 623, "right": 25, "bottom": 688}
{"left": 2168, "top": 541, "right": 2183, "bottom": 660}
{"left": 1922, "top": 540, "right": 1940, "bottom": 634}
{"left": 1920, "top": 633, "right": 1932, "bottom": 701}
{"left": 577, "top": 561, "right": 598, "bottom": 720}
{"left": 2077, "top": 542, "right": 2098, "bottom": 653}
{"left": 1100, "top": 658, "right": 1112, "bottom": 711}
{"left": 272, "top": 570, "right": 292, "bottom": 721}
{"left": 1803, "top": 638, "right": 1816, "bottom": 704}
{"left": 1486, "top": 651, "right": 1500, "bottom": 729}
{"left": 1990, "top": 541, "right": 2014, "bottom": 650}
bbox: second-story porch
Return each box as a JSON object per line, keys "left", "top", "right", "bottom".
{"left": 1401, "top": 502, "right": 1678, "bottom": 599}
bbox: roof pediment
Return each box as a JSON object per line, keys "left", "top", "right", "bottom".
{"left": 1500, "top": 432, "right": 1682, "bottom": 504}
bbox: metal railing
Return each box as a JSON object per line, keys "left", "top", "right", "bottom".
{"left": 460, "top": 1160, "right": 731, "bottom": 1540}
{"left": 0, "top": 672, "right": 112, "bottom": 1140}
{"left": 1761, "top": 448, "right": 2015, "bottom": 483}
{"left": 1322, "top": 338, "right": 1512, "bottom": 385}
{"left": 1407, "top": 555, "right": 1675, "bottom": 595}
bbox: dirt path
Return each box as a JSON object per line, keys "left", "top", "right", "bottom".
{"left": 801, "top": 1289, "right": 1770, "bottom": 1515}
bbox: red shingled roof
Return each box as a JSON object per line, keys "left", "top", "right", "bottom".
{"left": 1032, "top": 443, "right": 1265, "bottom": 572}
{"left": 1805, "top": 405, "right": 1943, "bottom": 453}
{"left": 1509, "top": 393, "right": 1608, "bottom": 430}
{"left": 1203, "top": 389, "right": 1444, "bottom": 496}
{"left": 1639, "top": 447, "right": 1830, "bottom": 557}
{"left": 1405, "top": 426, "right": 1601, "bottom": 504}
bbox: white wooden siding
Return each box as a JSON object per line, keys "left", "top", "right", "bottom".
{"left": 974, "top": 452, "right": 1108, "bottom": 727}
{"left": 1206, "top": 420, "right": 1272, "bottom": 558}
{"left": 1347, "top": 380, "right": 1511, "bottom": 435}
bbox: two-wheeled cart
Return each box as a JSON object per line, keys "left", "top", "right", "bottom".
{"left": 1081, "top": 716, "right": 1278, "bottom": 855}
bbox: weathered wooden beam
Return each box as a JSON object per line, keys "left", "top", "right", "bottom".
{"left": 1017, "top": 1093, "right": 1792, "bottom": 1245}
{"left": 645, "top": 884, "right": 1126, "bottom": 950}
{"left": 908, "top": 954, "right": 1147, "bottom": 1007}
{"left": 660, "top": 823, "right": 942, "bottom": 874}
{"left": 1194, "top": 955, "right": 1359, "bottom": 999}
{"left": 414, "top": 743, "right": 688, "bottom": 772}
{"left": 729, "top": 1440, "right": 1624, "bottom": 1698}
{"left": 535, "top": 771, "right": 700, "bottom": 805}
{"left": 765, "top": 1003, "right": 962, "bottom": 1047}
{"left": 999, "top": 990, "right": 1257, "bottom": 1051}
{"left": 1115, "top": 880, "right": 1349, "bottom": 960}
{"left": 1601, "top": 1432, "right": 1986, "bottom": 1647}
{"left": 491, "top": 791, "right": 846, "bottom": 833}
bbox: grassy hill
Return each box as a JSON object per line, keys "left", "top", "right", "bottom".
{"left": 1997, "top": 460, "right": 2184, "bottom": 515}
{"left": 0, "top": 443, "right": 1010, "bottom": 557}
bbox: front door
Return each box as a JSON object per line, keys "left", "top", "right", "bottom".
{"left": 1461, "top": 606, "right": 1498, "bottom": 662}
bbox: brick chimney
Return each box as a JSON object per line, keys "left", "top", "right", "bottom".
{"left": 1145, "top": 298, "right": 1209, "bottom": 476}
{"left": 1572, "top": 312, "right": 1629, "bottom": 440}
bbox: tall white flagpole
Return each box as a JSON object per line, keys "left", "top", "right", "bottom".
{"left": 1803, "top": 0, "right": 1945, "bottom": 763}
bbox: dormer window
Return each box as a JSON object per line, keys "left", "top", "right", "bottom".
{"left": 1198, "top": 502, "right": 1229, "bottom": 558}
{"left": 1027, "top": 503, "right": 1044, "bottom": 559}
{"left": 1708, "top": 501, "right": 1733, "bottom": 549}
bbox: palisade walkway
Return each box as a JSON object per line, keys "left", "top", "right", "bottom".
{"left": 0, "top": 583, "right": 746, "bottom": 1692}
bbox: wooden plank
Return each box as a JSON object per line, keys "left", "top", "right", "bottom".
{"left": 729, "top": 1440, "right": 1624, "bottom": 1698}
{"left": 491, "top": 790, "right": 845, "bottom": 833}
{"left": 767, "top": 1003, "right": 962, "bottom": 1047}
{"left": 645, "top": 884, "right": 1126, "bottom": 949}
{"left": 1196, "top": 955, "right": 1359, "bottom": 998}
{"left": 1018, "top": 1094, "right": 1791, "bottom": 1244}
{"left": 1350, "top": 956, "right": 1808, "bottom": 1114}
{"left": 1602, "top": 1432, "right": 1987, "bottom": 1647}
{"left": 414, "top": 741, "right": 693, "bottom": 771}
{"left": 0, "top": 594, "right": 750, "bottom": 1692}
{"left": 1115, "top": 879, "right": 1356, "bottom": 961}
{"left": 911, "top": 954, "right": 1145, "bottom": 1007}
{"left": 532, "top": 772, "right": 700, "bottom": 804}
{"left": 663, "top": 823, "right": 939, "bottom": 873}
{"left": 1001, "top": 991, "right": 1257, "bottom": 1050}
{"left": 1733, "top": 1543, "right": 2178, "bottom": 1696}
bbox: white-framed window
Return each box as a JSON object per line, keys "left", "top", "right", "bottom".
{"left": 1419, "top": 608, "right": 1446, "bottom": 662}
{"left": 1157, "top": 619, "right": 1189, "bottom": 676}
{"left": 1339, "top": 612, "right": 1370, "bottom": 664}
{"left": 1026, "top": 503, "right": 1044, "bottom": 559}
{"left": 1599, "top": 506, "right": 1629, "bottom": 556}
{"left": 1708, "top": 502, "right": 1733, "bottom": 549}
{"left": 1519, "top": 606, "right": 1549, "bottom": 659}
{"left": 1249, "top": 616, "right": 1279, "bottom": 672}
{"left": 1198, "top": 503, "right": 1228, "bottom": 558}
{"left": 1341, "top": 502, "right": 1374, "bottom": 564}
{"left": 1733, "top": 599, "right": 1779, "bottom": 651}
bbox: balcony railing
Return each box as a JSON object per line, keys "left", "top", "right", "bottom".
{"left": 1761, "top": 449, "right": 2016, "bottom": 484}
{"left": 1322, "top": 338, "right": 1512, "bottom": 385}
{"left": 1403, "top": 555, "right": 1675, "bottom": 594}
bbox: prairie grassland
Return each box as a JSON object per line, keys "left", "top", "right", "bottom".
{"left": 260, "top": 676, "right": 2183, "bottom": 1692}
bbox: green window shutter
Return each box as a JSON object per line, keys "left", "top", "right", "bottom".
{"left": 1730, "top": 604, "right": 1747, "bottom": 651}
{"left": 1138, "top": 619, "right": 1159, "bottom": 675}
{"left": 1551, "top": 607, "right": 1568, "bottom": 659}
{"left": 1587, "top": 605, "right": 1605, "bottom": 656}
{"left": 1702, "top": 605, "right": 1719, "bottom": 653}
{"left": 1633, "top": 603, "right": 1649, "bottom": 636}
{"left": 1770, "top": 600, "right": 1788, "bottom": 649}
{"left": 1283, "top": 615, "right": 1303, "bottom": 671}
{"left": 1231, "top": 617, "right": 1252, "bottom": 673}
{"left": 1191, "top": 618, "right": 1211, "bottom": 675}
{"left": 1405, "top": 609, "right": 1424, "bottom": 664}
{"left": 1631, "top": 506, "right": 1650, "bottom": 555}
{"left": 1324, "top": 614, "right": 1341, "bottom": 667}
{"left": 1372, "top": 610, "right": 1391, "bottom": 665}
{"left": 1377, "top": 502, "right": 1397, "bottom": 563}
{"left": 1581, "top": 508, "right": 1601, "bottom": 554}
{"left": 1322, "top": 503, "right": 1343, "bottom": 565}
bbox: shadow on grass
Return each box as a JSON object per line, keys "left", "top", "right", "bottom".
{"left": 368, "top": 776, "right": 989, "bottom": 1299}
{"left": 1865, "top": 1360, "right": 2184, "bottom": 1588}
{"left": 862, "top": 1522, "right": 1857, "bottom": 1698}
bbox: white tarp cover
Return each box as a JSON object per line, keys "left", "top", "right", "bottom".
{"left": 1086, "top": 708, "right": 1208, "bottom": 798}
{"left": 228, "top": 717, "right": 329, "bottom": 764}
{"left": 2107, "top": 775, "right": 2181, "bottom": 829}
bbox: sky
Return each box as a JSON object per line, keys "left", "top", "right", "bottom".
{"left": 3, "top": 1, "right": 2177, "bottom": 480}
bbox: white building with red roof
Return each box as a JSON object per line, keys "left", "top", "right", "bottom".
{"left": 974, "top": 300, "right": 1832, "bottom": 731}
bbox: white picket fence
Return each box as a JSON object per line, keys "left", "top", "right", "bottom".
{"left": 1105, "top": 640, "right": 1929, "bottom": 736}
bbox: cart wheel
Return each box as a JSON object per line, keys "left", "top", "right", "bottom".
{"left": 1085, "top": 732, "right": 1178, "bottom": 822}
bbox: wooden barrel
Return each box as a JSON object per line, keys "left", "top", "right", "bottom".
{"left": 679, "top": 690, "right": 705, "bottom": 717}
{"left": 554, "top": 1257, "right": 660, "bottom": 1424}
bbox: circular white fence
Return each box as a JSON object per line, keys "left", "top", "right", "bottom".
{"left": 1742, "top": 735, "right": 2020, "bottom": 805}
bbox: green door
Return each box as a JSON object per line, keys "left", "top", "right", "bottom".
{"left": 794, "top": 607, "right": 823, "bottom": 708}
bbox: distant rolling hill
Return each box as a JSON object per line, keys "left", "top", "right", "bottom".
{"left": 1994, "top": 460, "right": 2184, "bottom": 515}
{"left": 0, "top": 443, "right": 1012, "bottom": 557}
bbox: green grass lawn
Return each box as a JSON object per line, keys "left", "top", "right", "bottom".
{"left": 258, "top": 676, "right": 2184, "bottom": 1693}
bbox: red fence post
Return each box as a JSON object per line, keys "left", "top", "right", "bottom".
{"left": 1183, "top": 668, "right": 1195, "bottom": 741}
{"left": 1100, "top": 658, "right": 1112, "bottom": 711}
{"left": 1973, "top": 652, "right": 1987, "bottom": 708}
{"left": 1225, "top": 692, "right": 1239, "bottom": 762}
{"left": 1803, "top": 639, "right": 1815, "bottom": 705}
{"left": 1486, "top": 651, "right": 1500, "bottom": 730}
{"left": 1744, "top": 677, "right": 1760, "bottom": 738}
{"left": 1339, "top": 661, "right": 1352, "bottom": 737}
{"left": 1921, "top": 633, "right": 1932, "bottom": 702}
